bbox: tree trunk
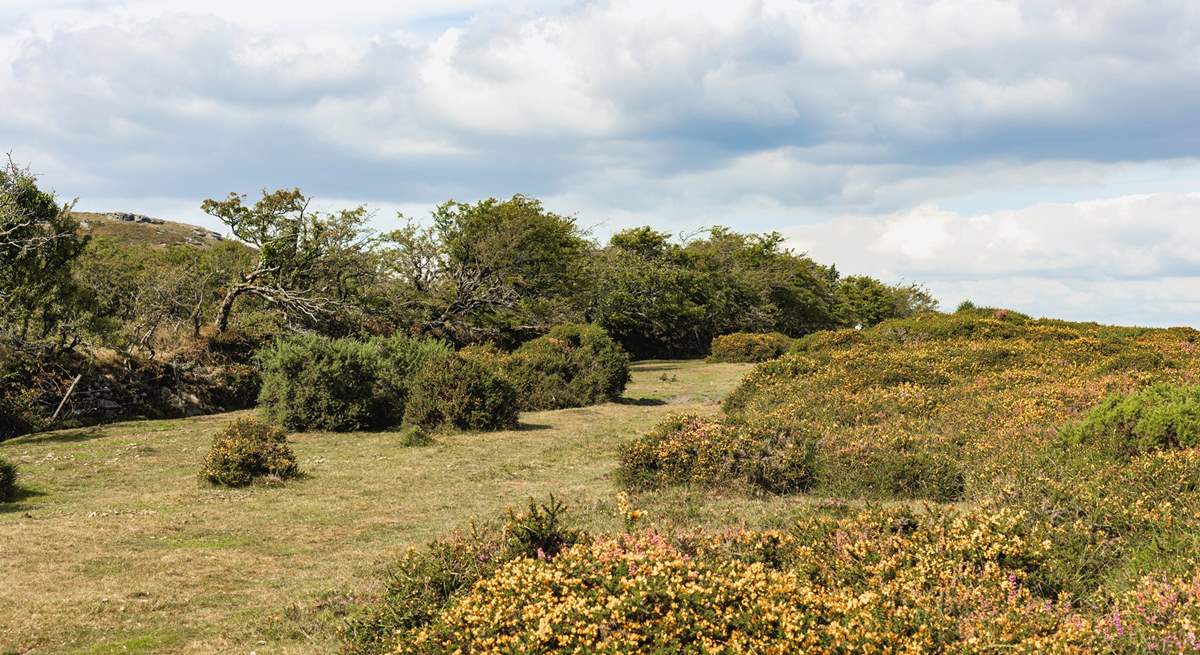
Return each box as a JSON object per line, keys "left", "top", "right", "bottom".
{"left": 213, "top": 286, "right": 243, "bottom": 333}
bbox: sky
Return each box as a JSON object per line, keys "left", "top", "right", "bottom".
{"left": 1, "top": 0, "right": 1198, "bottom": 327}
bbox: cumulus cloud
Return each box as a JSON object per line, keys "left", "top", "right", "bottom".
{"left": 0, "top": 0, "right": 1198, "bottom": 325}
{"left": 787, "top": 193, "right": 1200, "bottom": 326}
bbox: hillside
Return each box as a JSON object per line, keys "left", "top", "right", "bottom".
{"left": 4, "top": 312, "right": 1200, "bottom": 653}
{"left": 73, "top": 211, "right": 226, "bottom": 248}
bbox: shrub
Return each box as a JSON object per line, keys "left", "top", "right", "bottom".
{"left": 342, "top": 525, "right": 508, "bottom": 655}
{"left": 505, "top": 323, "right": 630, "bottom": 410}
{"left": 503, "top": 495, "right": 586, "bottom": 560}
{"left": 707, "top": 331, "right": 794, "bottom": 363}
{"left": 368, "top": 334, "right": 454, "bottom": 423}
{"left": 201, "top": 418, "right": 299, "bottom": 487}
{"left": 1062, "top": 384, "right": 1200, "bottom": 458}
{"left": 618, "top": 414, "right": 817, "bottom": 494}
{"left": 257, "top": 334, "right": 448, "bottom": 432}
{"left": 343, "top": 497, "right": 585, "bottom": 654}
{"left": 818, "top": 439, "right": 966, "bottom": 503}
{"left": 0, "top": 455, "right": 17, "bottom": 501}
{"left": 398, "top": 425, "right": 433, "bottom": 447}
{"left": 404, "top": 353, "right": 519, "bottom": 432}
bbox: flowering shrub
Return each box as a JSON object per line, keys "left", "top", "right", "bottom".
{"left": 350, "top": 311, "right": 1200, "bottom": 653}
{"left": 201, "top": 418, "right": 299, "bottom": 487}
{"left": 708, "top": 331, "right": 794, "bottom": 363}
{"left": 385, "top": 509, "right": 1136, "bottom": 654}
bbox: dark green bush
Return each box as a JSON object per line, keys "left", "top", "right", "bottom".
{"left": 201, "top": 418, "right": 299, "bottom": 487}
{"left": 399, "top": 425, "right": 433, "bottom": 447}
{"left": 707, "top": 332, "right": 794, "bottom": 363}
{"left": 257, "top": 334, "right": 449, "bottom": 432}
{"left": 822, "top": 444, "right": 966, "bottom": 503}
{"left": 617, "top": 414, "right": 817, "bottom": 494}
{"left": 0, "top": 455, "right": 17, "bottom": 501}
{"left": 505, "top": 323, "right": 630, "bottom": 410}
{"left": 1063, "top": 384, "right": 1200, "bottom": 458}
{"left": 503, "top": 495, "right": 586, "bottom": 560}
{"left": 404, "top": 353, "right": 519, "bottom": 432}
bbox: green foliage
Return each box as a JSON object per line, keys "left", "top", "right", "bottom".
{"left": 836, "top": 275, "right": 938, "bottom": 328}
{"left": 381, "top": 195, "right": 591, "bottom": 346}
{"left": 618, "top": 414, "right": 817, "bottom": 494}
{"left": 0, "top": 158, "right": 89, "bottom": 342}
{"left": 0, "top": 455, "right": 16, "bottom": 501}
{"left": 506, "top": 323, "right": 630, "bottom": 410}
{"left": 591, "top": 226, "right": 845, "bottom": 358}
{"left": 201, "top": 418, "right": 299, "bottom": 487}
{"left": 201, "top": 188, "right": 377, "bottom": 333}
{"left": 1062, "top": 384, "right": 1200, "bottom": 458}
{"left": 398, "top": 425, "right": 433, "bottom": 447}
{"left": 257, "top": 334, "right": 449, "bottom": 432}
{"left": 707, "top": 331, "right": 794, "bottom": 362}
{"left": 503, "top": 495, "right": 586, "bottom": 560}
{"left": 257, "top": 335, "right": 381, "bottom": 432}
{"left": 404, "top": 353, "right": 519, "bottom": 432}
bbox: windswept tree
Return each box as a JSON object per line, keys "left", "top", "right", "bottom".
{"left": 202, "top": 188, "right": 375, "bottom": 333}
{"left": 0, "top": 157, "right": 88, "bottom": 342}
{"left": 380, "top": 195, "right": 591, "bottom": 345}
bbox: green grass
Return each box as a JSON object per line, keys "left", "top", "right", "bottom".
{"left": 0, "top": 360, "right": 765, "bottom": 654}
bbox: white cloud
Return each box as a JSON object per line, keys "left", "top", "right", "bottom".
{"left": 787, "top": 193, "right": 1200, "bottom": 326}
{"left": 1, "top": 0, "right": 1199, "bottom": 325}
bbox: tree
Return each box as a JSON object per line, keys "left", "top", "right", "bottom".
{"left": 836, "top": 275, "right": 938, "bottom": 328}
{"left": 0, "top": 157, "right": 88, "bottom": 342}
{"left": 201, "top": 188, "right": 374, "bottom": 333}
{"left": 380, "top": 195, "right": 592, "bottom": 345}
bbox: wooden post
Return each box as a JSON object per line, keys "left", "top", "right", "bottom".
{"left": 51, "top": 374, "right": 82, "bottom": 422}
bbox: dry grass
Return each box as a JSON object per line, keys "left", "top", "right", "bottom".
{"left": 0, "top": 360, "right": 778, "bottom": 654}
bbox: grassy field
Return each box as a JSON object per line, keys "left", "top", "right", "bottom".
{"left": 0, "top": 359, "right": 799, "bottom": 655}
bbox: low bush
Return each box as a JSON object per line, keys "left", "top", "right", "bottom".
{"left": 343, "top": 497, "right": 586, "bottom": 654}
{"left": 505, "top": 323, "right": 630, "bottom": 410}
{"left": 398, "top": 425, "right": 433, "bottom": 447}
{"left": 707, "top": 331, "right": 794, "bottom": 363}
{"left": 0, "top": 455, "right": 16, "bottom": 501}
{"left": 1062, "top": 384, "right": 1200, "bottom": 458}
{"left": 818, "top": 438, "right": 966, "bottom": 503}
{"left": 381, "top": 510, "right": 1099, "bottom": 654}
{"left": 404, "top": 353, "right": 519, "bottom": 432}
{"left": 257, "top": 334, "right": 449, "bottom": 432}
{"left": 201, "top": 418, "right": 300, "bottom": 487}
{"left": 618, "top": 414, "right": 817, "bottom": 494}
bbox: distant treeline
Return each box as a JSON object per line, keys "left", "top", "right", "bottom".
{"left": 2, "top": 170, "right": 934, "bottom": 359}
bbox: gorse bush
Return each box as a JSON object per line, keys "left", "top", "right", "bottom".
{"left": 707, "top": 331, "right": 793, "bottom": 363}
{"left": 257, "top": 334, "right": 449, "bottom": 432}
{"left": 404, "top": 353, "right": 519, "bottom": 432}
{"left": 503, "top": 495, "right": 585, "bottom": 560}
{"left": 618, "top": 414, "right": 817, "bottom": 494}
{"left": 201, "top": 418, "right": 299, "bottom": 487}
{"left": 381, "top": 508, "right": 1185, "bottom": 654}
{"left": 1062, "top": 383, "right": 1200, "bottom": 458}
{"left": 343, "top": 497, "right": 586, "bottom": 655}
{"left": 505, "top": 323, "right": 630, "bottom": 410}
{"left": 257, "top": 335, "right": 380, "bottom": 431}
{"left": 0, "top": 455, "right": 16, "bottom": 501}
